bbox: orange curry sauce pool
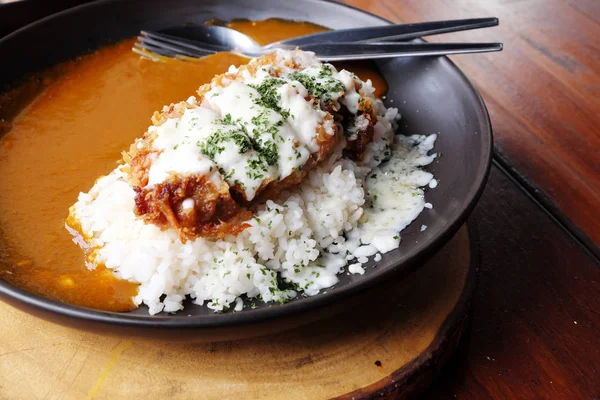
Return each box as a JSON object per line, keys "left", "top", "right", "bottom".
{"left": 0, "top": 19, "right": 387, "bottom": 312}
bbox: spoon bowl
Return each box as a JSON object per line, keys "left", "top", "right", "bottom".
{"left": 160, "top": 25, "right": 263, "bottom": 53}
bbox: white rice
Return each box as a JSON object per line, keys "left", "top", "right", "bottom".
{"left": 69, "top": 97, "right": 437, "bottom": 315}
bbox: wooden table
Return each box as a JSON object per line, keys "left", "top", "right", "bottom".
{"left": 343, "top": 1, "right": 600, "bottom": 398}
{"left": 1, "top": 0, "right": 599, "bottom": 399}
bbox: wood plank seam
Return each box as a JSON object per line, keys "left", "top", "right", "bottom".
{"left": 492, "top": 155, "right": 600, "bottom": 265}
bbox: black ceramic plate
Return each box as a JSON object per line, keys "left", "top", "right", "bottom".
{"left": 0, "top": 0, "right": 492, "bottom": 340}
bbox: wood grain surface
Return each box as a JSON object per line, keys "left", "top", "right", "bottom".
{"left": 341, "top": 0, "right": 600, "bottom": 248}
{"left": 0, "top": 226, "right": 474, "bottom": 400}
{"left": 421, "top": 165, "right": 600, "bottom": 399}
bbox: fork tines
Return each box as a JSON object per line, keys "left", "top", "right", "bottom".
{"left": 134, "top": 31, "right": 223, "bottom": 60}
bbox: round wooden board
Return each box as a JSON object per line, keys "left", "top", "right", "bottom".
{"left": 0, "top": 224, "right": 477, "bottom": 400}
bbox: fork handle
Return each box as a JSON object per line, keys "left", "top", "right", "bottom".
{"left": 290, "top": 42, "right": 503, "bottom": 61}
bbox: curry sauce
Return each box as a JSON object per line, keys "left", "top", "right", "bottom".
{"left": 0, "top": 19, "right": 386, "bottom": 312}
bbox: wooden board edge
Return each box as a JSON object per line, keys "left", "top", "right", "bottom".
{"left": 334, "top": 221, "right": 480, "bottom": 400}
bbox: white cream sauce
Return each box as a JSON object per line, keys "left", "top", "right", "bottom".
{"left": 147, "top": 108, "right": 218, "bottom": 186}
{"left": 359, "top": 134, "right": 437, "bottom": 246}
{"left": 320, "top": 133, "right": 437, "bottom": 279}
{"left": 144, "top": 50, "right": 370, "bottom": 201}
{"left": 205, "top": 81, "right": 310, "bottom": 184}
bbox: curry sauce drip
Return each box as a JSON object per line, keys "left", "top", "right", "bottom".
{"left": 0, "top": 18, "right": 387, "bottom": 312}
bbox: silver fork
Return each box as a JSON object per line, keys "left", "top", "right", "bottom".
{"left": 133, "top": 18, "right": 503, "bottom": 61}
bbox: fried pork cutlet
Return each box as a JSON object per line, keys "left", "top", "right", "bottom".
{"left": 124, "top": 49, "right": 378, "bottom": 241}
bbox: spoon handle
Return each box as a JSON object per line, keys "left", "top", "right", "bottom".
{"left": 277, "top": 18, "right": 499, "bottom": 47}
{"left": 301, "top": 42, "right": 503, "bottom": 61}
